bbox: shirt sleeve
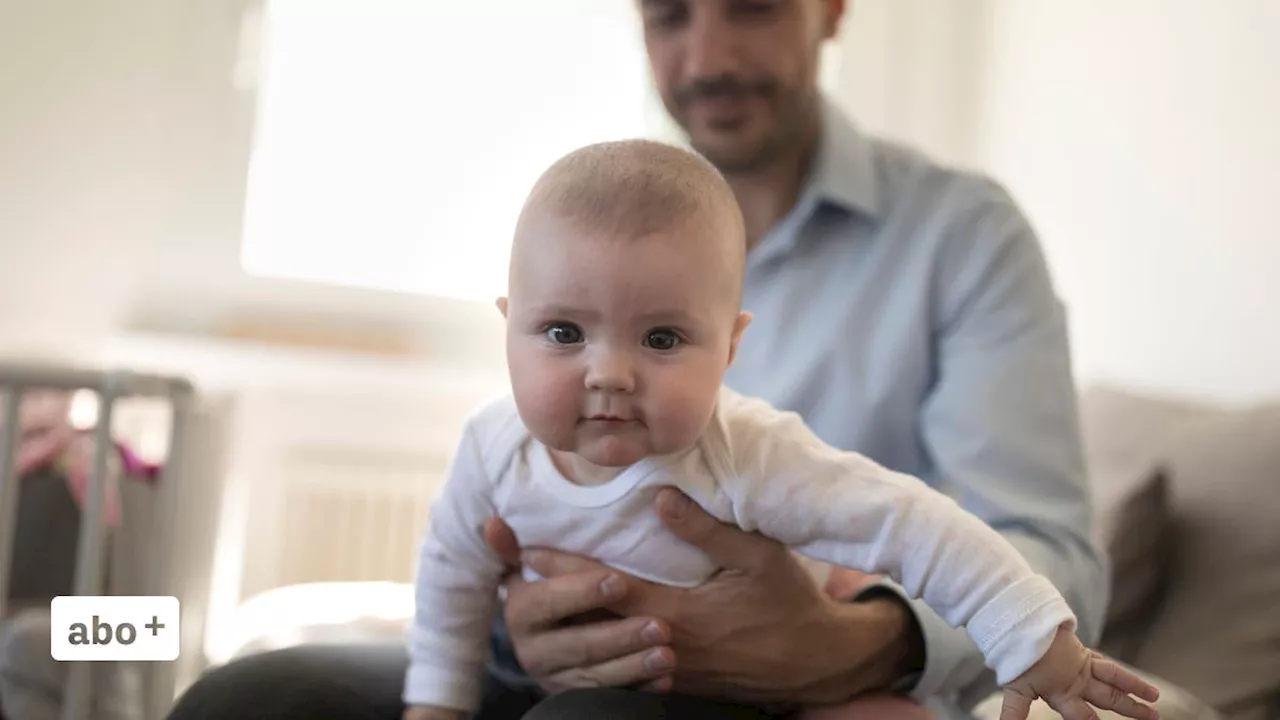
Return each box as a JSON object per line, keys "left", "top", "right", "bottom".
{"left": 717, "top": 394, "right": 1077, "bottom": 686}
{"left": 888, "top": 187, "right": 1108, "bottom": 703}
{"left": 403, "top": 419, "right": 506, "bottom": 711}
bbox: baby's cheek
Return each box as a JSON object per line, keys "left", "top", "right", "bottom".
{"left": 512, "top": 367, "right": 579, "bottom": 440}
{"left": 651, "top": 376, "right": 721, "bottom": 450}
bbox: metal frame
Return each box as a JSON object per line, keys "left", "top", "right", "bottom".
{"left": 0, "top": 362, "right": 196, "bottom": 720}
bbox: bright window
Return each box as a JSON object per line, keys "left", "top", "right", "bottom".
{"left": 239, "top": 1, "right": 667, "bottom": 303}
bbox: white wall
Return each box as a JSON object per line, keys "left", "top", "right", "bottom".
{"left": 0, "top": 0, "right": 508, "bottom": 378}
{"left": 972, "top": 1, "right": 1280, "bottom": 403}
{"left": 830, "top": 0, "right": 1280, "bottom": 404}
{"left": 0, "top": 0, "right": 181, "bottom": 356}
{"left": 831, "top": 0, "right": 996, "bottom": 169}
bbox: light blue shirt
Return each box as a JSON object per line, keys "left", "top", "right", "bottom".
{"left": 722, "top": 100, "right": 1107, "bottom": 715}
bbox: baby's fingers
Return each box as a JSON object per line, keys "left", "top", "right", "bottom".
{"left": 1082, "top": 679, "right": 1158, "bottom": 720}
{"left": 998, "top": 689, "right": 1033, "bottom": 720}
{"left": 1092, "top": 655, "right": 1161, "bottom": 704}
{"left": 1047, "top": 698, "right": 1100, "bottom": 720}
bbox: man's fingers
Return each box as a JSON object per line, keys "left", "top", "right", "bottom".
{"left": 655, "top": 487, "right": 780, "bottom": 574}
{"left": 505, "top": 569, "right": 629, "bottom": 634}
{"left": 517, "top": 615, "right": 670, "bottom": 678}
{"left": 638, "top": 676, "right": 672, "bottom": 694}
{"left": 483, "top": 517, "right": 521, "bottom": 569}
{"left": 1092, "top": 655, "right": 1160, "bottom": 703}
{"left": 544, "top": 645, "right": 675, "bottom": 692}
{"left": 999, "top": 689, "right": 1033, "bottom": 720}
{"left": 1083, "top": 680, "right": 1159, "bottom": 720}
{"left": 522, "top": 547, "right": 611, "bottom": 579}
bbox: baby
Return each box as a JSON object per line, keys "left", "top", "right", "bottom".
{"left": 402, "top": 140, "right": 1159, "bottom": 720}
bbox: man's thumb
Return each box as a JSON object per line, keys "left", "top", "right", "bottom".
{"left": 483, "top": 516, "right": 521, "bottom": 569}
{"left": 655, "top": 487, "right": 773, "bottom": 574}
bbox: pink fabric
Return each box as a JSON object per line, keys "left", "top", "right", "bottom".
{"left": 3, "top": 391, "right": 157, "bottom": 527}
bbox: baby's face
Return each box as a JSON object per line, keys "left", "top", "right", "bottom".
{"left": 502, "top": 211, "right": 747, "bottom": 468}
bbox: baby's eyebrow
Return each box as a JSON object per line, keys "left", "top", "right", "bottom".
{"left": 526, "top": 304, "right": 598, "bottom": 321}
{"left": 635, "top": 308, "right": 700, "bottom": 327}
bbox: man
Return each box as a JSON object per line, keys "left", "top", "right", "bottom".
{"left": 167, "top": 1, "right": 1105, "bottom": 719}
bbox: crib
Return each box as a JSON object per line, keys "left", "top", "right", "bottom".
{"left": 0, "top": 362, "right": 216, "bottom": 720}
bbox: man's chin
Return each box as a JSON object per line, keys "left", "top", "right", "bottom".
{"left": 689, "top": 134, "right": 774, "bottom": 175}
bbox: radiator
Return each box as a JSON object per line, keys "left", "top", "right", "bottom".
{"left": 272, "top": 446, "right": 449, "bottom": 589}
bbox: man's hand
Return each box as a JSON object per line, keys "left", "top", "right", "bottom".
{"left": 484, "top": 517, "right": 676, "bottom": 694}
{"left": 487, "top": 488, "right": 922, "bottom": 705}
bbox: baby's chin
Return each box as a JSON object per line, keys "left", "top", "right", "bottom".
{"left": 529, "top": 428, "right": 645, "bottom": 468}
{"left": 537, "top": 425, "right": 700, "bottom": 468}
{"left": 573, "top": 439, "right": 652, "bottom": 468}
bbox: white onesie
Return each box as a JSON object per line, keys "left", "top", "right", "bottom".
{"left": 404, "top": 388, "right": 1076, "bottom": 712}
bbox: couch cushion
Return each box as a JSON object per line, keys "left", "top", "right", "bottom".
{"left": 1078, "top": 386, "right": 1221, "bottom": 475}
{"left": 1094, "top": 467, "right": 1170, "bottom": 627}
{"left": 1129, "top": 404, "right": 1280, "bottom": 716}
{"left": 1077, "top": 387, "right": 1217, "bottom": 632}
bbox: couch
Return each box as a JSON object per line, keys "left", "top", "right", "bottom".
{"left": 976, "top": 385, "right": 1279, "bottom": 720}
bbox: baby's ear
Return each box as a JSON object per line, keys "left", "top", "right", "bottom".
{"left": 495, "top": 297, "right": 509, "bottom": 318}
{"left": 728, "top": 311, "right": 752, "bottom": 365}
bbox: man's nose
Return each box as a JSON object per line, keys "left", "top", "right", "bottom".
{"left": 585, "top": 351, "right": 636, "bottom": 393}
{"left": 683, "top": 6, "right": 738, "bottom": 80}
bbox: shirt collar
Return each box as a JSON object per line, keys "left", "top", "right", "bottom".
{"left": 803, "top": 97, "right": 883, "bottom": 221}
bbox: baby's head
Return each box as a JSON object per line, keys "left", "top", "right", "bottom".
{"left": 498, "top": 139, "right": 751, "bottom": 468}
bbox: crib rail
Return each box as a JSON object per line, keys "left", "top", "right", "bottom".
{"left": 0, "top": 362, "right": 196, "bottom": 720}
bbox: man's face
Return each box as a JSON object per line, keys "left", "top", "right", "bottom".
{"left": 640, "top": 0, "right": 842, "bottom": 173}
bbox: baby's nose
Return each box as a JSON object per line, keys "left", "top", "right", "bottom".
{"left": 585, "top": 353, "right": 635, "bottom": 393}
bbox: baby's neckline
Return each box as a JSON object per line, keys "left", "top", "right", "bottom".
{"left": 530, "top": 444, "right": 682, "bottom": 508}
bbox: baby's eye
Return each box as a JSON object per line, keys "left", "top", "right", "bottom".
{"left": 645, "top": 328, "right": 682, "bottom": 351}
{"left": 544, "top": 323, "right": 584, "bottom": 345}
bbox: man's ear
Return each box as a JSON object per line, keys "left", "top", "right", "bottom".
{"left": 495, "top": 297, "right": 509, "bottom": 318}
{"left": 823, "top": 0, "right": 846, "bottom": 39}
{"left": 727, "top": 311, "right": 752, "bottom": 366}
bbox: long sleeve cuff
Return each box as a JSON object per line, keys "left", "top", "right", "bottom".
{"left": 967, "top": 575, "right": 1075, "bottom": 684}
{"left": 403, "top": 661, "right": 483, "bottom": 713}
{"left": 859, "top": 579, "right": 993, "bottom": 703}
{"left": 860, "top": 574, "right": 1077, "bottom": 697}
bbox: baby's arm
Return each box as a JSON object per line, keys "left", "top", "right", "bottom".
{"left": 402, "top": 421, "right": 507, "bottom": 718}
{"left": 716, "top": 397, "right": 1157, "bottom": 719}
{"left": 722, "top": 400, "right": 1071, "bottom": 678}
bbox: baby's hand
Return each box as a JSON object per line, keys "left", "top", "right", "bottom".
{"left": 1001, "top": 628, "right": 1160, "bottom": 720}
{"left": 401, "top": 705, "right": 464, "bottom": 720}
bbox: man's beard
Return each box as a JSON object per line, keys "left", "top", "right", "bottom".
{"left": 672, "top": 77, "right": 812, "bottom": 174}
{"left": 693, "top": 110, "right": 808, "bottom": 175}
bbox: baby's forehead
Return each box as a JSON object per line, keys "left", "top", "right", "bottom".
{"left": 525, "top": 282, "right": 724, "bottom": 330}
{"left": 514, "top": 227, "right": 740, "bottom": 315}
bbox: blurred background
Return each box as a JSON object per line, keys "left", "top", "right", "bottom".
{"left": 0, "top": 1, "right": 1276, "bottom": 718}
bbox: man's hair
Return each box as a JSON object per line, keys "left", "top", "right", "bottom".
{"left": 516, "top": 139, "right": 744, "bottom": 245}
